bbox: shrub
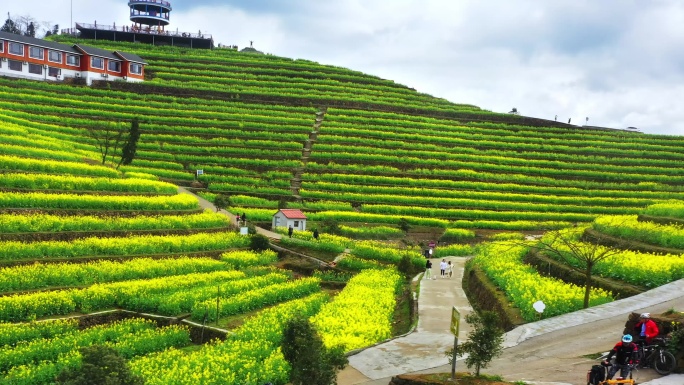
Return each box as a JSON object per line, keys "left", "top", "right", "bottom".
{"left": 282, "top": 317, "right": 347, "bottom": 385}
{"left": 56, "top": 345, "right": 144, "bottom": 385}
{"left": 250, "top": 234, "right": 271, "bottom": 252}
{"left": 398, "top": 218, "right": 411, "bottom": 233}
{"left": 397, "top": 253, "right": 419, "bottom": 276}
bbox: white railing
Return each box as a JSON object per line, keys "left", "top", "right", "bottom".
{"left": 128, "top": 0, "right": 172, "bottom": 8}
{"left": 74, "top": 23, "right": 211, "bottom": 39}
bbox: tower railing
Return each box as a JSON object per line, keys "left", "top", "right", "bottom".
{"left": 130, "top": 10, "right": 171, "bottom": 21}
{"left": 128, "top": 0, "right": 172, "bottom": 8}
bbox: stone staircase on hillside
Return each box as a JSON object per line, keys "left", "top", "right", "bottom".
{"left": 291, "top": 107, "right": 327, "bottom": 199}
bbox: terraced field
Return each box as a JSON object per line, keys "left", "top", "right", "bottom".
{"left": 1, "top": 35, "right": 684, "bottom": 383}
{"left": 0, "top": 110, "right": 432, "bottom": 384}
{"left": 0, "top": 36, "right": 678, "bottom": 232}
{"left": 472, "top": 204, "right": 684, "bottom": 322}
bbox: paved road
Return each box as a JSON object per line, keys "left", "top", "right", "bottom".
{"left": 339, "top": 254, "right": 684, "bottom": 385}
{"left": 338, "top": 257, "right": 472, "bottom": 384}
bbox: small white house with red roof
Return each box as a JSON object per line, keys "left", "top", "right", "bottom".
{"left": 272, "top": 209, "right": 307, "bottom": 231}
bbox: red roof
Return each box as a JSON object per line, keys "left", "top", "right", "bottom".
{"left": 278, "top": 209, "right": 307, "bottom": 219}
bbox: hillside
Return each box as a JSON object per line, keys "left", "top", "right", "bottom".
{"left": 1, "top": 35, "right": 684, "bottom": 385}
{"left": 0, "top": 36, "right": 680, "bottom": 234}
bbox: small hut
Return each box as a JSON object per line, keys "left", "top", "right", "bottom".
{"left": 272, "top": 209, "right": 307, "bottom": 231}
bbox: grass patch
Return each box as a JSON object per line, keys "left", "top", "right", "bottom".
{"left": 391, "top": 279, "right": 414, "bottom": 336}
{"left": 399, "top": 373, "right": 519, "bottom": 385}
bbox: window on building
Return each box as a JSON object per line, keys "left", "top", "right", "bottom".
{"left": 28, "top": 63, "right": 42, "bottom": 75}
{"left": 108, "top": 61, "right": 121, "bottom": 72}
{"left": 29, "top": 46, "right": 43, "bottom": 60}
{"left": 8, "top": 42, "right": 23, "bottom": 56}
{"left": 129, "top": 63, "right": 142, "bottom": 75}
{"left": 66, "top": 55, "right": 80, "bottom": 66}
{"left": 0, "top": 40, "right": 4, "bottom": 53}
{"left": 91, "top": 57, "right": 104, "bottom": 69}
{"left": 294, "top": 221, "right": 300, "bottom": 227}
{"left": 48, "top": 50, "right": 62, "bottom": 63}
{"left": 8, "top": 60, "right": 22, "bottom": 71}
{"left": 48, "top": 67, "right": 61, "bottom": 77}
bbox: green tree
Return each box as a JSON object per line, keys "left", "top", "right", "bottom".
{"left": 213, "top": 194, "right": 230, "bottom": 212}
{"left": 56, "top": 345, "right": 143, "bottom": 385}
{"left": 1, "top": 13, "right": 20, "bottom": 34}
{"left": 117, "top": 117, "right": 141, "bottom": 169}
{"left": 455, "top": 311, "right": 504, "bottom": 376}
{"left": 25, "top": 21, "right": 35, "bottom": 37}
{"left": 398, "top": 218, "right": 411, "bottom": 233}
{"left": 282, "top": 317, "right": 347, "bottom": 385}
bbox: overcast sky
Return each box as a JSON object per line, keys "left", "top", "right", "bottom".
{"left": 6, "top": 1, "right": 684, "bottom": 136}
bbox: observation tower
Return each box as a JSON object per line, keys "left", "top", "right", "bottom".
{"left": 129, "top": 0, "right": 172, "bottom": 32}
{"left": 68, "top": 0, "right": 215, "bottom": 49}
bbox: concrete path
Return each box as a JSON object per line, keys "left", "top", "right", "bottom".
{"left": 337, "top": 253, "right": 684, "bottom": 385}
{"left": 177, "top": 187, "right": 282, "bottom": 239}
{"left": 339, "top": 257, "right": 473, "bottom": 384}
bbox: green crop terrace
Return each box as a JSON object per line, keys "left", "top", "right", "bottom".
{"left": 1, "top": 36, "right": 683, "bottom": 231}
{"left": 2, "top": 36, "right": 684, "bottom": 384}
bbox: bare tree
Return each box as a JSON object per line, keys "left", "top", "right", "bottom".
{"left": 528, "top": 229, "right": 622, "bottom": 308}
{"left": 14, "top": 15, "right": 38, "bottom": 35}
{"left": 87, "top": 122, "right": 127, "bottom": 165}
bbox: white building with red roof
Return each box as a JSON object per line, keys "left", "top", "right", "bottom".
{"left": 0, "top": 31, "right": 146, "bottom": 85}
{"left": 272, "top": 209, "right": 308, "bottom": 231}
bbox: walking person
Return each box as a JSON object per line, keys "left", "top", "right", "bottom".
{"left": 313, "top": 228, "right": 319, "bottom": 241}
{"left": 424, "top": 259, "right": 432, "bottom": 280}
{"left": 288, "top": 226, "right": 293, "bottom": 238}
{"left": 447, "top": 261, "right": 453, "bottom": 278}
{"left": 440, "top": 259, "right": 447, "bottom": 278}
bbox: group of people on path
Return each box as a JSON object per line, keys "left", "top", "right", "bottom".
{"left": 235, "top": 213, "right": 247, "bottom": 226}
{"left": 603, "top": 313, "right": 660, "bottom": 380}
{"left": 424, "top": 258, "right": 453, "bottom": 280}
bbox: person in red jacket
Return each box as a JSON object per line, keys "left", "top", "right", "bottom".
{"left": 634, "top": 313, "right": 659, "bottom": 344}
{"left": 604, "top": 334, "right": 638, "bottom": 380}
